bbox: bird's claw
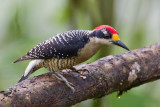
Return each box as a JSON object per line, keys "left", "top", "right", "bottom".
{"left": 70, "top": 65, "right": 94, "bottom": 80}
{"left": 70, "top": 65, "right": 92, "bottom": 74}
{"left": 52, "top": 73, "right": 75, "bottom": 92}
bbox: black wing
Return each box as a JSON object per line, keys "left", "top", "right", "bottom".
{"left": 14, "top": 30, "right": 90, "bottom": 63}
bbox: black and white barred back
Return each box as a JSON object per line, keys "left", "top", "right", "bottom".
{"left": 14, "top": 30, "right": 91, "bottom": 63}
{"left": 15, "top": 30, "right": 93, "bottom": 82}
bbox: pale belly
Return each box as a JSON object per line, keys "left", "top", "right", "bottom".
{"left": 42, "top": 57, "right": 79, "bottom": 71}
{"left": 41, "top": 50, "right": 98, "bottom": 72}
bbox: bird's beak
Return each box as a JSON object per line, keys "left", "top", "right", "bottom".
{"left": 112, "top": 34, "right": 130, "bottom": 51}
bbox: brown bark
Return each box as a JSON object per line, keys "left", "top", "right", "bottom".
{"left": 0, "top": 43, "right": 160, "bottom": 107}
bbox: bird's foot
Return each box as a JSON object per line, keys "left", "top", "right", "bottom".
{"left": 70, "top": 65, "right": 95, "bottom": 80}
{"left": 70, "top": 64, "right": 92, "bottom": 74}
{"left": 52, "top": 72, "right": 75, "bottom": 92}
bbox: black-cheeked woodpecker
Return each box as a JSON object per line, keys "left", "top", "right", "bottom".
{"left": 14, "top": 25, "right": 129, "bottom": 92}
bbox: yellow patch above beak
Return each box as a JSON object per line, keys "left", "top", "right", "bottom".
{"left": 112, "top": 34, "right": 120, "bottom": 41}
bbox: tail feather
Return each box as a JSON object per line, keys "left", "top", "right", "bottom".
{"left": 14, "top": 55, "right": 32, "bottom": 63}
{"left": 18, "top": 68, "right": 33, "bottom": 83}
{"left": 18, "top": 60, "right": 42, "bottom": 83}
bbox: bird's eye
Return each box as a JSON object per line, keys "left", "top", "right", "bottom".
{"left": 101, "top": 28, "right": 111, "bottom": 39}
{"left": 101, "top": 28, "right": 108, "bottom": 35}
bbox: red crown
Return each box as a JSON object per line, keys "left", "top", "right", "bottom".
{"left": 94, "top": 25, "right": 118, "bottom": 34}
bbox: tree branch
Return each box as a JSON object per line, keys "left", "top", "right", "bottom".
{"left": 0, "top": 43, "right": 160, "bottom": 107}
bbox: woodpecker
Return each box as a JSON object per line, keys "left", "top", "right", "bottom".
{"left": 14, "top": 25, "right": 129, "bottom": 91}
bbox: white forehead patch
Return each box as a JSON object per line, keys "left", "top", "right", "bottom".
{"left": 101, "top": 28, "right": 108, "bottom": 35}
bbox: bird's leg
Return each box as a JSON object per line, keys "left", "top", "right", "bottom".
{"left": 52, "top": 72, "right": 75, "bottom": 92}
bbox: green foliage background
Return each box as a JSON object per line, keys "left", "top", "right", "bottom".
{"left": 0, "top": 0, "right": 160, "bottom": 107}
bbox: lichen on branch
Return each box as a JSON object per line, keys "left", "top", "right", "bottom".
{"left": 0, "top": 43, "right": 160, "bottom": 107}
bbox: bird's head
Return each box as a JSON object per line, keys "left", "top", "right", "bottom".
{"left": 92, "top": 25, "right": 129, "bottom": 51}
